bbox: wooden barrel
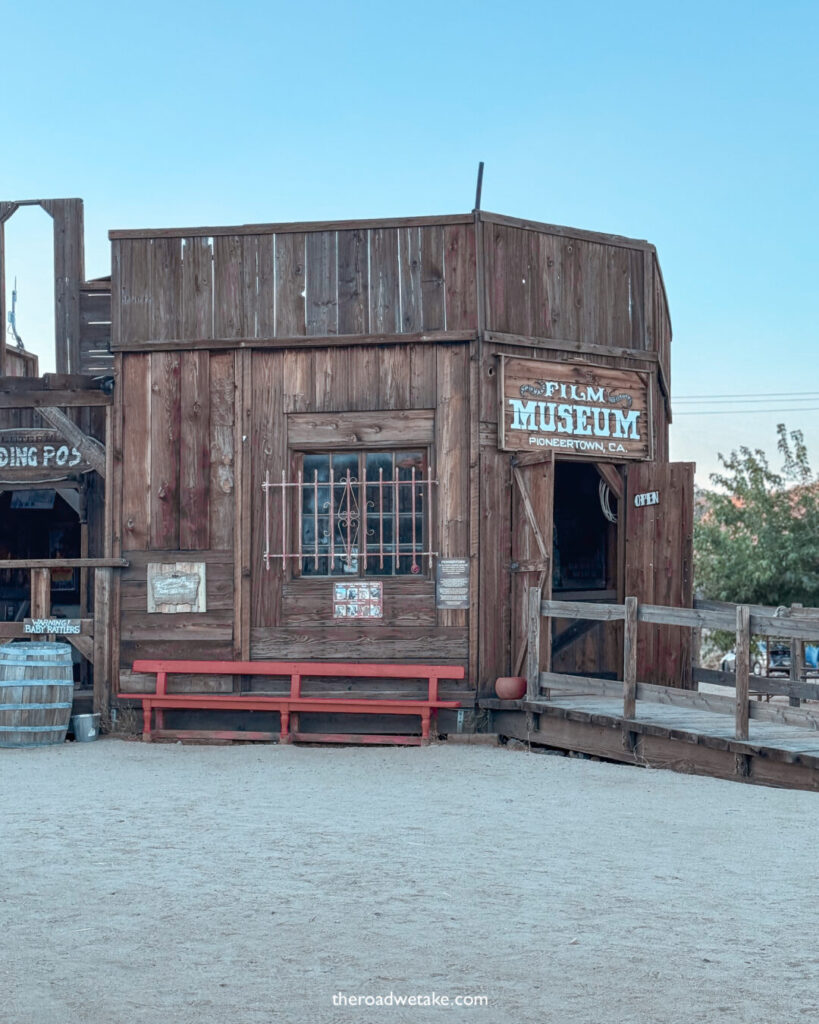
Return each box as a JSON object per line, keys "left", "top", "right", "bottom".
{"left": 0, "top": 642, "right": 74, "bottom": 748}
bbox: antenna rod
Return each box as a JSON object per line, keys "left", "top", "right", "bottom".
{"left": 474, "top": 161, "right": 484, "bottom": 211}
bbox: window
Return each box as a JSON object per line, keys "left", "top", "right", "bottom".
{"left": 262, "top": 449, "right": 436, "bottom": 577}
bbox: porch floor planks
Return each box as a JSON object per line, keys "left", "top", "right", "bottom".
{"left": 533, "top": 695, "right": 819, "bottom": 760}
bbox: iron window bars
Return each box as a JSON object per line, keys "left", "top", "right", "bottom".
{"left": 263, "top": 450, "right": 438, "bottom": 576}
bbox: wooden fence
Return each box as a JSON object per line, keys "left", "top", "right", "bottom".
{"left": 526, "top": 590, "right": 819, "bottom": 740}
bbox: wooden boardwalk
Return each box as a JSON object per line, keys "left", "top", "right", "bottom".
{"left": 482, "top": 693, "right": 819, "bottom": 791}
{"left": 482, "top": 592, "right": 819, "bottom": 790}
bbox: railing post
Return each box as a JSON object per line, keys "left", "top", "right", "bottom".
{"left": 790, "top": 604, "right": 803, "bottom": 708}
{"left": 735, "top": 604, "right": 751, "bottom": 740}
{"left": 526, "top": 586, "right": 542, "bottom": 702}
{"left": 30, "top": 568, "right": 51, "bottom": 620}
{"left": 93, "top": 568, "right": 112, "bottom": 719}
{"left": 623, "top": 596, "right": 638, "bottom": 719}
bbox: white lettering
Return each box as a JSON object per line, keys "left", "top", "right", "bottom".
{"left": 56, "top": 445, "right": 69, "bottom": 466}
{"left": 538, "top": 402, "right": 556, "bottom": 431}
{"left": 574, "top": 405, "right": 592, "bottom": 435}
{"left": 593, "top": 408, "right": 612, "bottom": 436}
{"left": 69, "top": 447, "right": 82, "bottom": 467}
{"left": 42, "top": 445, "right": 56, "bottom": 466}
{"left": 557, "top": 404, "right": 573, "bottom": 433}
{"left": 509, "top": 399, "right": 537, "bottom": 430}
{"left": 612, "top": 409, "right": 641, "bottom": 439}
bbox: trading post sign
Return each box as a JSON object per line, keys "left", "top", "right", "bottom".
{"left": 499, "top": 357, "right": 653, "bottom": 461}
{"left": 0, "top": 429, "right": 91, "bottom": 481}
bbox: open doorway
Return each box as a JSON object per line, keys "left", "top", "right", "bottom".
{"left": 549, "top": 460, "right": 621, "bottom": 678}
{"left": 0, "top": 487, "right": 84, "bottom": 678}
{"left": 552, "top": 461, "right": 618, "bottom": 600}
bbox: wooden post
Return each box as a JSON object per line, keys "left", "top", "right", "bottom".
{"left": 790, "top": 604, "right": 804, "bottom": 708}
{"left": 36, "top": 406, "right": 107, "bottom": 477}
{"left": 735, "top": 604, "right": 751, "bottom": 740}
{"left": 623, "top": 596, "right": 638, "bottom": 719}
{"left": 30, "top": 568, "right": 51, "bottom": 619}
{"left": 526, "top": 586, "right": 542, "bottom": 701}
{"left": 93, "top": 568, "right": 112, "bottom": 719}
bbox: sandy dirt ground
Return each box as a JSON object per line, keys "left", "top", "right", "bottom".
{"left": 1, "top": 739, "right": 817, "bottom": 1024}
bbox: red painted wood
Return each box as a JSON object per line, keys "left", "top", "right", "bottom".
{"left": 123, "top": 658, "right": 462, "bottom": 744}
{"left": 132, "top": 659, "right": 465, "bottom": 680}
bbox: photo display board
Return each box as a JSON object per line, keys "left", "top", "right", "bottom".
{"left": 499, "top": 356, "right": 652, "bottom": 461}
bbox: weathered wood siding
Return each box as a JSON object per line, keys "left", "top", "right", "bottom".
{"left": 484, "top": 219, "right": 648, "bottom": 350}
{"left": 79, "top": 285, "right": 113, "bottom": 376}
{"left": 625, "top": 461, "right": 695, "bottom": 688}
{"left": 111, "top": 209, "right": 677, "bottom": 698}
{"left": 112, "top": 220, "right": 476, "bottom": 350}
{"left": 117, "top": 350, "right": 236, "bottom": 689}
{"left": 247, "top": 343, "right": 470, "bottom": 665}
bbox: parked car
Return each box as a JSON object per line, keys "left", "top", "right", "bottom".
{"left": 720, "top": 643, "right": 819, "bottom": 676}
{"left": 720, "top": 647, "right": 765, "bottom": 675}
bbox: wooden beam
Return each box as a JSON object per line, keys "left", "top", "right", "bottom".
{"left": 595, "top": 462, "right": 623, "bottom": 500}
{"left": 0, "top": 374, "right": 104, "bottom": 391}
{"left": 479, "top": 211, "right": 656, "bottom": 252}
{"left": 526, "top": 586, "right": 542, "bottom": 701}
{"left": 485, "top": 331, "right": 659, "bottom": 366}
{"left": 30, "top": 569, "right": 51, "bottom": 619}
{"left": 93, "top": 568, "right": 112, "bottom": 717}
{"left": 109, "top": 213, "right": 474, "bottom": 240}
{"left": 68, "top": 634, "right": 94, "bottom": 662}
{"left": 0, "top": 390, "right": 112, "bottom": 408}
{"left": 541, "top": 599, "right": 626, "bottom": 621}
{"left": 36, "top": 407, "right": 106, "bottom": 477}
{"left": 790, "top": 604, "right": 804, "bottom": 708}
{"left": 110, "top": 329, "right": 476, "bottom": 354}
{"left": 512, "top": 467, "right": 550, "bottom": 560}
{"left": 623, "top": 596, "right": 638, "bottom": 718}
{"left": 735, "top": 604, "right": 751, "bottom": 740}
{"left": 0, "top": 558, "right": 128, "bottom": 568}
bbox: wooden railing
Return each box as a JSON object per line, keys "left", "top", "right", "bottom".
{"left": 0, "top": 558, "right": 128, "bottom": 713}
{"left": 526, "top": 590, "right": 819, "bottom": 740}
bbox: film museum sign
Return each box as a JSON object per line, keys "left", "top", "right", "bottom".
{"left": 498, "top": 357, "right": 652, "bottom": 460}
{"left": 0, "top": 429, "right": 92, "bottom": 481}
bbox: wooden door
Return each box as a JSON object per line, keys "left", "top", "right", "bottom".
{"left": 625, "top": 461, "right": 695, "bottom": 688}
{"left": 510, "top": 451, "right": 554, "bottom": 678}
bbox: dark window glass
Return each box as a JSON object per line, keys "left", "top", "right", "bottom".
{"left": 299, "top": 450, "right": 427, "bottom": 577}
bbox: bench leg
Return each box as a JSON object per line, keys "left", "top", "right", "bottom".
{"left": 280, "top": 709, "right": 291, "bottom": 744}
{"left": 142, "top": 702, "right": 153, "bottom": 742}
{"left": 421, "top": 709, "right": 431, "bottom": 745}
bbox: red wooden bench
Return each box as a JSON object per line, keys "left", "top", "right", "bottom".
{"left": 121, "top": 660, "right": 464, "bottom": 745}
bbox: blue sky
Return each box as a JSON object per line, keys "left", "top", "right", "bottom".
{"left": 3, "top": 0, "right": 817, "bottom": 484}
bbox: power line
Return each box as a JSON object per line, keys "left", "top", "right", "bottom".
{"left": 676, "top": 391, "right": 819, "bottom": 401}
{"left": 675, "top": 407, "right": 819, "bottom": 416}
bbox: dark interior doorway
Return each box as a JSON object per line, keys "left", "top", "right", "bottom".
{"left": 0, "top": 488, "right": 82, "bottom": 622}
{"left": 552, "top": 462, "right": 618, "bottom": 598}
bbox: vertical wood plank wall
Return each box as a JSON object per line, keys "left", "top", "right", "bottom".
{"left": 476, "top": 217, "right": 671, "bottom": 693}
{"left": 110, "top": 211, "right": 675, "bottom": 696}
{"left": 112, "top": 221, "right": 477, "bottom": 690}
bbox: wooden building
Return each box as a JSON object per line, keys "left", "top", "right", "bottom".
{"left": 0, "top": 198, "right": 694, "bottom": 735}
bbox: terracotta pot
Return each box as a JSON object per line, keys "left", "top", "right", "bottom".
{"left": 494, "top": 676, "right": 526, "bottom": 700}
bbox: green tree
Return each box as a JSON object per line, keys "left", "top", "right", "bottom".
{"left": 694, "top": 425, "right": 819, "bottom": 607}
